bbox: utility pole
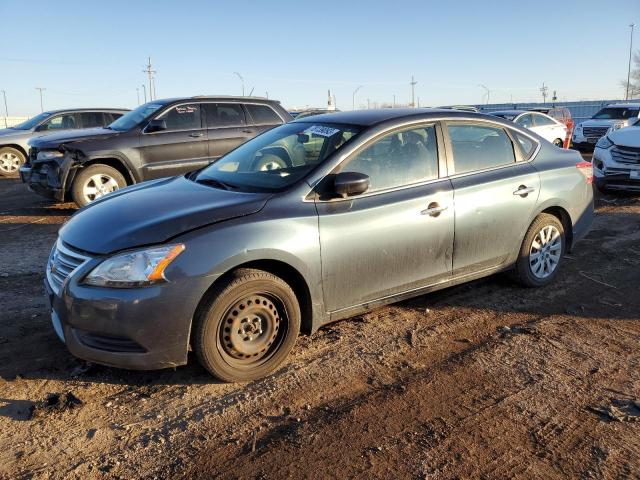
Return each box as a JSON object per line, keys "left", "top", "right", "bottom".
{"left": 233, "top": 72, "right": 245, "bottom": 96}
{"left": 478, "top": 84, "right": 490, "bottom": 104}
{"left": 352, "top": 85, "right": 363, "bottom": 110}
{"left": 35, "top": 87, "right": 46, "bottom": 112}
{"left": 552, "top": 90, "right": 557, "bottom": 106}
{"left": 265, "top": 91, "right": 269, "bottom": 99}
{"left": 141, "top": 84, "right": 147, "bottom": 103}
{"left": 1, "top": 90, "right": 7, "bottom": 128}
{"left": 367, "top": 98, "right": 370, "bottom": 109}
{"left": 540, "top": 82, "right": 548, "bottom": 104}
{"left": 410, "top": 75, "right": 417, "bottom": 107}
{"left": 136, "top": 88, "right": 140, "bottom": 105}
{"left": 626, "top": 23, "right": 636, "bottom": 100}
{"left": 393, "top": 94, "right": 396, "bottom": 108}
{"left": 143, "top": 57, "right": 156, "bottom": 101}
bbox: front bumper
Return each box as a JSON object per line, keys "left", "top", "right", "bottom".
{"left": 593, "top": 147, "right": 640, "bottom": 191}
{"left": 45, "top": 258, "right": 214, "bottom": 370}
{"left": 20, "top": 165, "right": 66, "bottom": 201}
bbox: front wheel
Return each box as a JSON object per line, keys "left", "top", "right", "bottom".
{"left": 71, "top": 164, "right": 126, "bottom": 207}
{"left": 512, "top": 213, "right": 565, "bottom": 287}
{"left": 193, "top": 268, "right": 301, "bottom": 382}
{"left": 0, "top": 147, "right": 26, "bottom": 177}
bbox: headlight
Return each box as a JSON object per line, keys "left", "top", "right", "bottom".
{"left": 36, "top": 150, "right": 64, "bottom": 161}
{"left": 609, "top": 123, "right": 624, "bottom": 132}
{"left": 83, "top": 244, "right": 185, "bottom": 287}
{"left": 595, "top": 135, "right": 613, "bottom": 150}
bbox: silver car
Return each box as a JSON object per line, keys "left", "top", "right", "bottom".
{"left": 0, "top": 108, "right": 128, "bottom": 176}
{"left": 45, "top": 109, "right": 594, "bottom": 382}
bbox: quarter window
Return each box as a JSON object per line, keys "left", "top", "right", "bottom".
{"left": 246, "top": 104, "right": 282, "bottom": 125}
{"left": 515, "top": 114, "right": 533, "bottom": 128}
{"left": 342, "top": 125, "right": 439, "bottom": 192}
{"left": 80, "top": 112, "right": 106, "bottom": 128}
{"left": 513, "top": 132, "right": 537, "bottom": 160}
{"left": 205, "top": 103, "right": 246, "bottom": 127}
{"left": 447, "top": 123, "right": 516, "bottom": 174}
{"left": 158, "top": 104, "right": 202, "bottom": 130}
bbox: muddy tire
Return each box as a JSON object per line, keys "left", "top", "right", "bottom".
{"left": 194, "top": 268, "right": 300, "bottom": 382}
{"left": 0, "top": 147, "right": 26, "bottom": 177}
{"left": 71, "top": 164, "right": 126, "bottom": 207}
{"left": 512, "top": 213, "right": 565, "bottom": 287}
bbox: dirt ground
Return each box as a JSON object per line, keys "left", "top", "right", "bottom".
{"left": 1, "top": 161, "right": 639, "bottom": 479}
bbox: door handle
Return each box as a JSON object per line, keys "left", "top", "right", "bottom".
{"left": 188, "top": 132, "right": 204, "bottom": 138}
{"left": 421, "top": 202, "right": 448, "bottom": 217}
{"left": 513, "top": 185, "right": 535, "bottom": 196}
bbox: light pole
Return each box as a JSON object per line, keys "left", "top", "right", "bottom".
{"left": 233, "top": 72, "right": 245, "bottom": 96}
{"left": 1, "top": 90, "right": 7, "bottom": 128}
{"left": 626, "top": 23, "right": 636, "bottom": 100}
{"left": 136, "top": 88, "right": 140, "bottom": 105}
{"left": 393, "top": 94, "right": 396, "bottom": 108}
{"left": 352, "top": 85, "right": 363, "bottom": 110}
{"left": 35, "top": 87, "right": 46, "bottom": 112}
{"left": 478, "top": 84, "right": 490, "bottom": 105}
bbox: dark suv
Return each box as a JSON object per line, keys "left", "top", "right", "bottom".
{"left": 20, "top": 96, "right": 292, "bottom": 206}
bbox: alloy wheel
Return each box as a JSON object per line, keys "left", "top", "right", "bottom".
{"left": 82, "top": 174, "right": 120, "bottom": 202}
{"left": 529, "top": 225, "right": 562, "bottom": 279}
{"left": 0, "top": 152, "right": 21, "bottom": 174}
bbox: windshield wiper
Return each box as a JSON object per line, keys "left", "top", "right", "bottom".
{"left": 195, "top": 177, "right": 236, "bottom": 191}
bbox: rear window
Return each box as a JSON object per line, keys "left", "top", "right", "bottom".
{"left": 448, "top": 123, "right": 516, "bottom": 174}
{"left": 246, "top": 104, "right": 283, "bottom": 125}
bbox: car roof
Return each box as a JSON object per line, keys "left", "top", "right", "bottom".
{"left": 604, "top": 103, "right": 640, "bottom": 108}
{"left": 43, "top": 108, "right": 130, "bottom": 114}
{"left": 290, "top": 108, "right": 505, "bottom": 127}
{"left": 188, "top": 95, "right": 281, "bottom": 104}
{"left": 488, "top": 110, "right": 527, "bottom": 116}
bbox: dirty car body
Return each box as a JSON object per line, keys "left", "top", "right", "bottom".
{"left": 45, "top": 109, "right": 594, "bottom": 379}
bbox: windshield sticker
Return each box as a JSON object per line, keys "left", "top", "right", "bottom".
{"left": 304, "top": 125, "right": 340, "bottom": 137}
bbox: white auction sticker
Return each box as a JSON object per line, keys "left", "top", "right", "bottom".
{"left": 305, "top": 125, "right": 340, "bottom": 137}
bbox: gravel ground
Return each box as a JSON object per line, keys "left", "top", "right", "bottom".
{"left": 0, "top": 165, "right": 639, "bottom": 480}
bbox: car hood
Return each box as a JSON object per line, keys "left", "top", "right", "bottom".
{"left": 29, "top": 127, "right": 121, "bottom": 148}
{"left": 59, "top": 175, "right": 272, "bottom": 255}
{"left": 0, "top": 128, "right": 27, "bottom": 139}
{"left": 609, "top": 126, "right": 640, "bottom": 148}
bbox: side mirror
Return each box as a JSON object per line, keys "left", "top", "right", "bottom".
{"left": 334, "top": 171, "right": 370, "bottom": 198}
{"left": 146, "top": 119, "right": 167, "bottom": 133}
{"left": 35, "top": 124, "right": 48, "bottom": 132}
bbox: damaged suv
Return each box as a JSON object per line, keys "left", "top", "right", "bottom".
{"left": 20, "top": 96, "right": 292, "bottom": 206}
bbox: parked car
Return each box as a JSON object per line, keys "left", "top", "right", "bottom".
{"left": 20, "top": 96, "right": 292, "bottom": 206}
{"left": 292, "top": 109, "right": 341, "bottom": 119}
{"left": 526, "top": 106, "right": 574, "bottom": 132}
{"left": 438, "top": 105, "right": 481, "bottom": 113}
{"left": 572, "top": 103, "right": 640, "bottom": 151}
{"left": 488, "top": 110, "right": 568, "bottom": 147}
{"left": 44, "top": 109, "right": 593, "bottom": 382}
{"left": 593, "top": 121, "right": 640, "bottom": 192}
{"left": 0, "top": 108, "right": 128, "bottom": 177}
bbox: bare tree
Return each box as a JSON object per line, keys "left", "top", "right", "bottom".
{"left": 621, "top": 51, "right": 640, "bottom": 99}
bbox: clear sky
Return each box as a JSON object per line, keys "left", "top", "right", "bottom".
{"left": 1, "top": 0, "right": 638, "bottom": 116}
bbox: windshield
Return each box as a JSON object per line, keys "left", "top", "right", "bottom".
{"left": 194, "top": 122, "right": 362, "bottom": 192}
{"left": 11, "top": 112, "right": 52, "bottom": 130}
{"left": 592, "top": 107, "right": 640, "bottom": 120}
{"left": 108, "top": 102, "right": 165, "bottom": 131}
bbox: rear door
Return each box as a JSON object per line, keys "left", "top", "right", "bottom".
{"left": 203, "top": 103, "right": 256, "bottom": 161}
{"left": 138, "top": 102, "right": 209, "bottom": 179}
{"left": 445, "top": 121, "right": 541, "bottom": 275}
{"left": 317, "top": 123, "right": 454, "bottom": 313}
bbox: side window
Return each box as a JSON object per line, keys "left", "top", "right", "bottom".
{"left": 513, "top": 132, "right": 537, "bottom": 160}
{"left": 80, "top": 112, "right": 106, "bottom": 128}
{"left": 447, "top": 123, "right": 516, "bottom": 174}
{"left": 104, "top": 112, "right": 123, "bottom": 124}
{"left": 158, "top": 104, "right": 202, "bottom": 130}
{"left": 515, "top": 114, "right": 533, "bottom": 128}
{"left": 341, "top": 125, "right": 439, "bottom": 192}
{"left": 205, "top": 103, "right": 246, "bottom": 127}
{"left": 533, "top": 114, "right": 555, "bottom": 126}
{"left": 246, "top": 104, "right": 282, "bottom": 125}
{"left": 40, "top": 113, "right": 77, "bottom": 131}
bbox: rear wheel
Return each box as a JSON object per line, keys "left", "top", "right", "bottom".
{"left": 194, "top": 268, "right": 300, "bottom": 382}
{"left": 512, "top": 214, "right": 565, "bottom": 287}
{"left": 552, "top": 138, "right": 564, "bottom": 147}
{"left": 71, "top": 164, "right": 126, "bottom": 207}
{"left": 0, "top": 147, "right": 25, "bottom": 177}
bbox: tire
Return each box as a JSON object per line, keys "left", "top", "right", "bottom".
{"left": 0, "top": 147, "right": 26, "bottom": 177}
{"left": 193, "top": 268, "right": 301, "bottom": 382}
{"left": 71, "top": 164, "right": 126, "bottom": 207}
{"left": 512, "top": 213, "right": 565, "bottom": 287}
{"left": 552, "top": 138, "right": 564, "bottom": 148}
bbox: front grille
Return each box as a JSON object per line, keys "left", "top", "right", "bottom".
{"left": 611, "top": 145, "right": 640, "bottom": 165}
{"left": 47, "top": 240, "right": 91, "bottom": 295}
{"left": 583, "top": 126, "right": 609, "bottom": 138}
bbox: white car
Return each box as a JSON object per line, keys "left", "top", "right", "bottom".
{"left": 573, "top": 103, "right": 640, "bottom": 151}
{"left": 489, "top": 110, "right": 567, "bottom": 147}
{"left": 592, "top": 122, "right": 640, "bottom": 192}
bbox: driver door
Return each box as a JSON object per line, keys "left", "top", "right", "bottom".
{"left": 316, "top": 123, "right": 454, "bottom": 314}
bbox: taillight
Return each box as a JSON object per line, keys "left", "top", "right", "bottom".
{"left": 576, "top": 161, "right": 593, "bottom": 184}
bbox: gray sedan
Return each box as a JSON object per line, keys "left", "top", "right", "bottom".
{"left": 45, "top": 109, "right": 594, "bottom": 382}
{"left": 0, "top": 108, "right": 127, "bottom": 176}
